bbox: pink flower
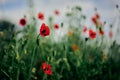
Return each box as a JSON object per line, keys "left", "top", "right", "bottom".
{"left": 54, "top": 9, "right": 60, "bottom": 16}
{"left": 54, "top": 24, "right": 59, "bottom": 29}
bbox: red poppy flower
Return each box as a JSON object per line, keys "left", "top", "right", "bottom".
{"left": 91, "top": 16, "right": 97, "bottom": 25}
{"left": 54, "top": 24, "right": 59, "bottom": 29}
{"left": 54, "top": 9, "right": 60, "bottom": 15}
{"left": 89, "top": 29, "right": 96, "bottom": 39}
{"left": 109, "top": 31, "right": 113, "bottom": 38}
{"left": 82, "top": 26, "right": 87, "bottom": 33}
{"left": 19, "top": 18, "right": 26, "bottom": 26}
{"left": 99, "top": 29, "right": 104, "bottom": 36}
{"left": 40, "top": 23, "right": 50, "bottom": 37}
{"left": 38, "top": 12, "right": 44, "bottom": 20}
{"left": 42, "top": 62, "right": 52, "bottom": 75}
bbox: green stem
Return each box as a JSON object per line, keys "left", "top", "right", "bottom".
{"left": 28, "top": 46, "right": 37, "bottom": 80}
{"left": 16, "top": 68, "right": 20, "bottom": 80}
{"left": 1, "top": 69, "right": 9, "bottom": 78}
{"left": 43, "top": 74, "right": 47, "bottom": 80}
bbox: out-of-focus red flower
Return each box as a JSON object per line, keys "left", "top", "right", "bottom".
{"left": 95, "top": 13, "right": 100, "bottom": 19}
{"left": 40, "top": 23, "right": 50, "bottom": 37}
{"left": 72, "top": 44, "right": 79, "bottom": 51}
{"left": 19, "top": 18, "right": 27, "bottom": 26}
{"left": 54, "top": 9, "right": 60, "bottom": 15}
{"left": 54, "top": 24, "right": 59, "bottom": 29}
{"left": 38, "top": 12, "right": 44, "bottom": 20}
{"left": 82, "top": 26, "right": 87, "bottom": 33}
{"left": 91, "top": 16, "right": 97, "bottom": 25}
{"left": 99, "top": 29, "right": 104, "bottom": 36}
{"left": 89, "top": 29, "right": 96, "bottom": 39}
{"left": 109, "top": 30, "right": 113, "bottom": 38}
{"left": 42, "top": 62, "right": 52, "bottom": 75}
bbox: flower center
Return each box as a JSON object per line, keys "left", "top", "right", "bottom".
{"left": 42, "top": 30, "right": 46, "bottom": 33}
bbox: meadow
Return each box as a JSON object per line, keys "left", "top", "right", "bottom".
{"left": 0, "top": 5, "right": 120, "bottom": 80}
